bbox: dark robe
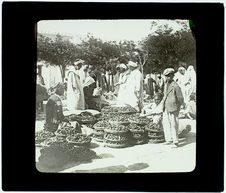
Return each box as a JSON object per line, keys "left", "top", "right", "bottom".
{"left": 44, "top": 94, "right": 65, "bottom": 132}
{"left": 146, "top": 77, "right": 156, "bottom": 99}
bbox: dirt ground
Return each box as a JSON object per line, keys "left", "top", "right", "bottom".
{"left": 35, "top": 115, "right": 196, "bottom": 173}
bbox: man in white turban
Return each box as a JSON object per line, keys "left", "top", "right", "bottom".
{"left": 122, "top": 61, "right": 143, "bottom": 112}
{"left": 66, "top": 59, "right": 85, "bottom": 111}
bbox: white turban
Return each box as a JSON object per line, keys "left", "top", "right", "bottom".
{"left": 119, "top": 63, "right": 127, "bottom": 69}
{"left": 163, "top": 68, "right": 175, "bottom": 76}
{"left": 74, "top": 59, "right": 85, "bottom": 66}
{"left": 127, "top": 61, "right": 138, "bottom": 67}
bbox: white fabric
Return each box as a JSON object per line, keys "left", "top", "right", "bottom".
{"left": 119, "top": 63, "right": 127, "bottom": 69}
{"left": 174, "top": 70, "right": 187, "bottom": 101}
{"left": 78, "top": 68, "right": 86, "bottom": 85}
{"left": 183, "top": 66, "right": 196, "bottom": 104}
{"left": 127, "top": 61, "right": 138, "bottom": 67}
{"left": 74, "top": 59, "right": 85, "bottom": 66}
{"left": 83, "top": 76, "right": 95, "bottom": 88}
{"left": 66, "top": 66, "right": 85, "bottom": 111}
{"left": 143, "top": 101, "right": 163, "bottom": 124}
{"left": 163, "top": 68, "right": 175, "bottom": 76}
{"left": 116, "top": 70, "right": 130, "bottom": 106}
{"left": 42, "top": 65, "right": 62, "bottom": 89}
{"left": 186, "top": 66, "right": 196, "bottom": 94}
{"left": 162, "top": 111, "right": 179, "bottom": 143}
{"left": 120, "top": 69, "right": 143, "bottom": 111}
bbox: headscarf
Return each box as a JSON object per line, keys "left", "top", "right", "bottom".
{"left": 186, "top": 65, "right": 196, "bottom": 93}
{"left": 67, "top": 65, "right": 80, "bottom": 76}
{"left": 178, "top": 67, "right": 186, "bottom": 75}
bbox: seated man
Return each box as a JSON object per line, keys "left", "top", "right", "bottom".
{"left": 180, "top": 93, "right": 196, "bottom": 120}
{"left": 140, "top": 93, "right": 164, "bottom": 129}
{"left": 44, "top": 83, "right": 69, "bottom": 132}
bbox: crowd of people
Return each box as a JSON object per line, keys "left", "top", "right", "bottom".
{"left": 36, "top": 59, "right": 196, "bottom": 148}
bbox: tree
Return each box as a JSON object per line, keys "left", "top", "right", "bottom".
{"left": 75, "top": 35, "right": 120, "bottom": 70}
{"left": 37, "top": 33, "right": 77, "bottom": 80}
{"left": 140, "top": 25, "right": 196, "bottom": 74}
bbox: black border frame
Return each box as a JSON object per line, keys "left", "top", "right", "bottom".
{"left": 2, "top": 2, "right": 224, "bottom": 191}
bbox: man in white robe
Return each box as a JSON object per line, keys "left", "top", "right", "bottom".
{"left": 124, "top": 61, "right": 143, "bottom": 112}
{"left": 66, "top": 60, "right": 85, "bottom": 111}
{"left": 115, "top": 63, "right": 130, "bottom": 107}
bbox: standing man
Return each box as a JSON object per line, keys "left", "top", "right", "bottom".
{"left": 124, "top": 61, "right": 143, "bottom": 112}
{"left": 145, "top": 74, "right": 156, "bottom": 100}
{"left": 155, "top": 73, "right": 164, "bottom": 94}
{"left": 78, "top": 62, "right": 89, "bottom": 85}
{"left": 66, "top": 59, "right": 85, "bottom": 111}
{"left": 115, "top": 63, "right": 130, "bottom": 106}
{"left": 162, "top": 68, "right": 184, "bottom": 148}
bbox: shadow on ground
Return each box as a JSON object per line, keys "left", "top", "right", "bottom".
{"left": 98, "top": 153, "right": 114, "bottom": 158}
{"left": 72, "top": 162, "right": 149, "bottom": 173}
{"left": 36, "top": 160, "right": 87, "bottom": 173}
{"left": 89, "top": 142, "right": 100, "bottom": 149}
{"left": 178, "top": 132, "right": 196, "bottom": 147}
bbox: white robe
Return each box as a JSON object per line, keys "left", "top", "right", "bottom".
{"left": 123, "top": 69, "right": 143, "bottom": 111}
{"left": 116, "top": 71, "right": 130, "bottom": 106}
{"left": 174, "top": 71, "right": 187, "bottom": 101}
{"left": 184, "top": 66, "right": 196, "bottom": 104}
{"left": 66, "top": 66, "right": 85, "bottom": 111}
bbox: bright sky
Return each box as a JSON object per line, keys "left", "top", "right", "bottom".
{"left": 38, "top": 19, "right": 189, "bottom": 43}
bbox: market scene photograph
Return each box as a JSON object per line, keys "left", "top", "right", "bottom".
{"left": 35, "top": 20, "right": 196, "bottom": 173}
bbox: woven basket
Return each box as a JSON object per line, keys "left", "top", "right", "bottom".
{"left": 80, "top": 119, "right": 97, "bottom": 125}
{"left": 104, "top": 140, "right": 128, "bottom": 148}
{"left": 147, "top": 133, "right": 164, "bottom": 138}
{"left": 131, "top": 133, "right": 145, "bottom": 139}
{"left": 129, "top": 120, "right": 148, "bottom": 126}
{"left": 109, "top": 120, "right": 130, "bottom": 126}
{"left": 105, "top": 128, "right": 128, "bottom": 134}
{"left": 93, "top": 126, "right": 105, "bottom": 131}
{"left": 129, "top": 129, "right": 145, "bottom": 134}
{"left": 54, "top": 132, "right": 67, "bottom": 138}
{"left": 66, "top": 136, "right": 91, "bottom": 147}
{"left": 103, "top": 136, "right": 128, "bottom": 142}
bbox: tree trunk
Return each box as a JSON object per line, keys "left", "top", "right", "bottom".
{"left": 59, "top": 65, "right": 66, "bottom": 82}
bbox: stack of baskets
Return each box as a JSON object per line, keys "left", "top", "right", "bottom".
{"left": 144, "top": 122, "right": 165, "bottom": 143}
{"left": 128, "top": 123, "right": 147, "bottom": 145}
{"left": 104, "top": 121, "right": 130, "bottom": 148}
{"left": 92, "top": 120, "right": 110, "bottom": 142}
{"left": 127, "top": 115, "right": 150, "bottom": 145}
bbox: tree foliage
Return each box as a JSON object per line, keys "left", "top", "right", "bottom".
{"left": 140, "top": 26, "right": 196, "bottom": 73}
{"left": 37, "top": 34, "right": 77, "bottom": 79}
{"left": 37, "top": 23, "right": 196, "bottom": 80}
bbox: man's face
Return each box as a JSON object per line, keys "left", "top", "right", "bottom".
{"left": 179, "top": 69, "right": 185, "bottom": 75}
{"left": 83, "top": 64, "right": 89, "bottom": 71}
{"left": 120, "top": 68, "right": 126, "bottom": 73}
{"left": 165, "top": 74, "right": 173, "bottom": 82}
{"left": 57, "top": 86, "right": 64, "bottom": 96}
{"left": 75, "top": 63, "right": 82, "bottom": 70}
{"left": 154, "top": 97, "right": 161, "bottom": 105}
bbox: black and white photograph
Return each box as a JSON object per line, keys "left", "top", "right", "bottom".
{"left": 35, "top": 19, "right": 197, "bottom": 173}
